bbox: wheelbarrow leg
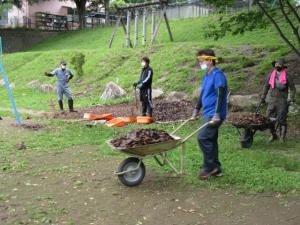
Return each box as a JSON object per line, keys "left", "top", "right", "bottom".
{"left": 154, "top": 153, "right": 180, "bottom": 174}
{"left": 180, "top": 143, "right": 186, "bottom": 174}
{"left": 153, "top": 154, "right": 166, "bottom": 166}
{"left": 164, "top": 157, "right": 180, "bottom": 174}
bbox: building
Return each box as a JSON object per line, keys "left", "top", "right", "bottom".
{"left": 0, "top": 0, "right": 76, "bottom": 28}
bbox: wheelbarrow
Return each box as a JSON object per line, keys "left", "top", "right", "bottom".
{"left": 231, "top": 103, "right": 272, "bottom": 148}
{"left": 107, "top": 119, "right": 214, "bottom": 187}
{"left": 233, "top": 119, "right": 272, "bottom": 148}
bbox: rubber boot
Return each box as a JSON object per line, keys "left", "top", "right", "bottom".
{"left": 279, "top": 125, "right": 287, "bottom": 143}
{"left": 58, "top": 100, "right": 64, "bottom": 113}
{"left": 141, "top": 102, "right": 147, "bottom": 116}
{"left": 147, "top": 108, "right": 153, "bottom": 117}
{"left": 68, "top": 99, "right": 77, "bottom": 112}
{"left": 268, "top": 123, "right": 278, "bottom": 142}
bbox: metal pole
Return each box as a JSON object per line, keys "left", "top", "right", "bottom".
{"left": 0, "top": 37, "right": 22, "bottom": 125}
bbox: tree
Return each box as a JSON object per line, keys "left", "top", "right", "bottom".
{"left": 73, "top": 0, "right": 88, "bottom": 28}
{"left": 70, "top": 52, "right": 85, "bottom": 78}
{"left": 1, "top": 0, "right": 21, "bottom": 8}
{"left": 0, "top": 2, "right": 13, "bottom": 16}
{"left": 204, "top": 0, "right": 300, "bottom": 60}
{"left": 89, "top": 0, "right": 112, "bottom": 24}
{"left": 255, "top": 0, "right": 300, "bottom": 59}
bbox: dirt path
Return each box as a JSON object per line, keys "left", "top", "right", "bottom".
{"left": 1, "top": 145, "right": 299, "bottom": 225}
{"left": 0, "top": 107, "right": 50, "bottom": 117}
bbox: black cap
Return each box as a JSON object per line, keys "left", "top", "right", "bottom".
{"left": 60, "top": 60, "right": 67, "bottom": 66}
{"left": 272, "top": 57, "right": 287, "bottom": 68}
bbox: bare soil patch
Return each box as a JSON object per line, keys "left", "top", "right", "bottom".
{"left": 52, "top": 100, "right": 194, "bottom": 122}
{"left": 0, "top": 145, "right": 299, "bottom": 225}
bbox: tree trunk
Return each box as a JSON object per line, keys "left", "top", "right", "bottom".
{"left": 75, "top": 0, "right": 87, "bottom": 29}
{"left": 105, "top": 0, "right": 110, "bottom": 25}
{"left": 249, "top": 0, "right": 254, "bottom": 10}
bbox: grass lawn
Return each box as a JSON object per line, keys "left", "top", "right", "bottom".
{"left": 0, "top": 113, "right": 299, "bottom": 194}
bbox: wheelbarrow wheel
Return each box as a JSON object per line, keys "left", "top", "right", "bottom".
{"left": 117, "top": 157, "right": 146, "bottom": 187}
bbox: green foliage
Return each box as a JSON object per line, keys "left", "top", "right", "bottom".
{"left": 203, "top": 0, "right": 235, "bottom": 8}
{"left": 240, "top": 56, "right": 256, "bottom": 68}
{"left": 204, "top": 10, "right": 268, "bottom": 40}
{"left": 0, "top": 2, "right": 13, "bottom": 16}
{"left": 70, "top": 52, "right": 85, "bottom": 78}
{"left": 2, "top": 0, "right": 22, "bottom": 8}
{"left": 110, "top": 0, "right": 126, "bottom": 8}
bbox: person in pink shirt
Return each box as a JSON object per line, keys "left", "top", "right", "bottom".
{"left": 260, "top": 57, "right": 296, "bottom": 142}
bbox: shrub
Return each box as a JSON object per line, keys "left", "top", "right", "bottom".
{"left": 70, "top": 52, "right": 85, "bottom": 78}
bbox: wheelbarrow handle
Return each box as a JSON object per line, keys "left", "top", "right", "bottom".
{"left": 255, "top": 102, "right": 262, "bottom": 114}
{"left": 134, "top": 86, "right": 139, "bottom": 110}
{"left": 181, "top": 121, "right": 214, "bottom": 143}
{"left": 170, "top": 118, "right": 193, "bottom": 135}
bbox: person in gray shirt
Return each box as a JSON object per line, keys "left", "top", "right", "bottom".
{"left": 45, "top": 60, "right": 77, "bottom": 113}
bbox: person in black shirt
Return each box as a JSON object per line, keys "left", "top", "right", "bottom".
{"left": 133, "top": 57, "right": 154, "bottom": 117}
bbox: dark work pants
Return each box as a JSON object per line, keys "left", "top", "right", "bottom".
{"left": 197, "top": 117, "right": 222, "bottom": 172}
{"left": 140, "top": 88, "right": 153, "bottom": 116}
{"left": 266, "top": 101, "right": 288, "bottom": 126}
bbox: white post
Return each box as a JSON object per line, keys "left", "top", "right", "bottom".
{"left": 134, "top": 9, "right": 139, "bottom": 48}
{"left": 142, "top": 8, "right": 147, "bottom": 47}
{"left": 126, "top": 10, "right": 131, "bottom": 48}
{"left": 151, "top": 8, "right": 156, "bottom": 43}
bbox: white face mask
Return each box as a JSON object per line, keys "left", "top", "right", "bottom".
{"left": 200, "top": 64, "right": 208, "bottom": 71}
{"left": 141, "top": 62, "right": 146, "bottom": 67}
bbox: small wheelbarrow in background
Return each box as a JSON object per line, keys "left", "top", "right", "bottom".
{"left": 232, "top": 119, "right": 272, "bottom": 148}
{"left": 229, "top": 102, "right": 273, "bottom": 148}
{"left": 107, "top": 119, "right": 213, "bottom": 187}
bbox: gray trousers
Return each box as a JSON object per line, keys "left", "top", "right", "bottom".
{"left": 266, "top": 101, "right": 288, "bottom": 126}
{"left": 57, "top": 84, "right": 73, "bottom": 101}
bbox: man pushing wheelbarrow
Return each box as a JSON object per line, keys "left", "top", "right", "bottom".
{"left": 192, "top": 49, "right": 228, "bottom": 180}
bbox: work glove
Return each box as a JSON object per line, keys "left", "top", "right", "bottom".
{"left": 287, "top": 99, "right": 295, "bottom": 105}
{"left": 191, "top": 108, "right": 200, "bottom": 120}
{"left": 260, "top": 97, "right": 266, "bottom": 105}
{"left": 133, "top": 82, "right": 138, "bottom": 88}
{"left": 211, "top": 113, "right": 221, "bottom": 123}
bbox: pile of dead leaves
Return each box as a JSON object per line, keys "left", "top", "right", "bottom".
{"left": 110, "top": 129, "right": 174, "bottom": 148}
{"left": 229, "top": 112, "right": 270, "bottom": 130}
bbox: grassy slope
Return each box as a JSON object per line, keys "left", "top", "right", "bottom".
{"left": 0, "top": 15, "right": 291, "bottom": 110}
{"left": 1, "top": 14, "right": 299, "bottom": 194}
